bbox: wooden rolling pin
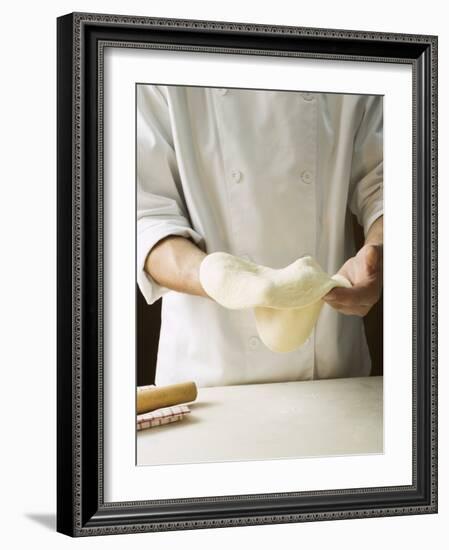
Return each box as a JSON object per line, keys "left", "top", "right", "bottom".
{"left": 137, "top": 381, "right": 198, "bottom": 414}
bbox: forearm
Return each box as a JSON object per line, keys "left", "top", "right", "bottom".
{"left": 364, "top": 215, "right": 383, "bottom": 247}
{"left": 144, "top": 236, "right": 208, "bottom": 297}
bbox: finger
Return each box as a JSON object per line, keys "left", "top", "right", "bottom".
{"left": 324, "top": 288, "right": 340, "bottom": 301}
{"left": 323, "top": 284, "right": 378, "bottom": 306}
{"left": 324, "top": 301, "right": 371, "bottom": 317}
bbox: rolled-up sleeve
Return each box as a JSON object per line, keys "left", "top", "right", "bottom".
{"left": 137, "top": 85, "right": 204, "bottom": 305}
{"left": 348, "top": 95, "right": 383, "bottom": 237}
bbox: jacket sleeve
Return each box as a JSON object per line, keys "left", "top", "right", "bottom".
{"left": 137, "top": 85, "right": 204, "bottom": 305}
{"left": 348, "top": 95, "right": 384, "bottom": 237}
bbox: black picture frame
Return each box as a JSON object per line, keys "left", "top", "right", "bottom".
{"left": 57, "top": 12, "right": 438, "bottom": 536}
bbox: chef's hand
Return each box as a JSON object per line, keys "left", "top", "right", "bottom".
{"left": 323, "top": 216, "right": 383, "bottom": 317}
{"left": 323, "top": 244, "right": 382, "bottom": 316}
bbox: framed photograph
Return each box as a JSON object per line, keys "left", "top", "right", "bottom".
{"left": 57, "top": 12, "right": 438, "bottom": 536}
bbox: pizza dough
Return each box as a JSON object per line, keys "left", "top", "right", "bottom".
{"left": 199, "top": 252, "right": 351, "bottom": 353}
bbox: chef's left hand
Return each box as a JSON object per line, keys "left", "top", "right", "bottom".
{"left": 323, "top": 243, "right": 383, "bottom": 317}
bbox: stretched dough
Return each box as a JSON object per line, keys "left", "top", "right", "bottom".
{"left": 199, "top": 252, "right": 351, "bottom": 353}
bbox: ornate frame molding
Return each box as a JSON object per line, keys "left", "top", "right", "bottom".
{"left": 57, "top": 12, "right": 437, "bottom": 536}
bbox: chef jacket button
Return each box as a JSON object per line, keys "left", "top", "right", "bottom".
{"left": 249, "top": 336, "right": 260, "bottom": 350}
{"left": 300, "top": 170, "right": 313, "bottom": 184}
{"left": 302, "top": 93, "right": 314, "bottom": 101}
{"left": 231, "top": 169, "right": 242, "bottom": 183}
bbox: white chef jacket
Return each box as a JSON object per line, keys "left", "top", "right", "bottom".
{"left": 137, "top": 85, "right": 383, "bottom": 387}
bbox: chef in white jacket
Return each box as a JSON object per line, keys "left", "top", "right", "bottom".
{"left": 137, "top": 84, "right": 383, "bottom": 387}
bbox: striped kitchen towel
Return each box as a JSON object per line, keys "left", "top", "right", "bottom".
{"left": 137, "top": 404, "right": 191, "bottom": 431}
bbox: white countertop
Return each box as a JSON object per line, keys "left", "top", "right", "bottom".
{"left": 137, "top": 376, "right": 383, "bottom": 466}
